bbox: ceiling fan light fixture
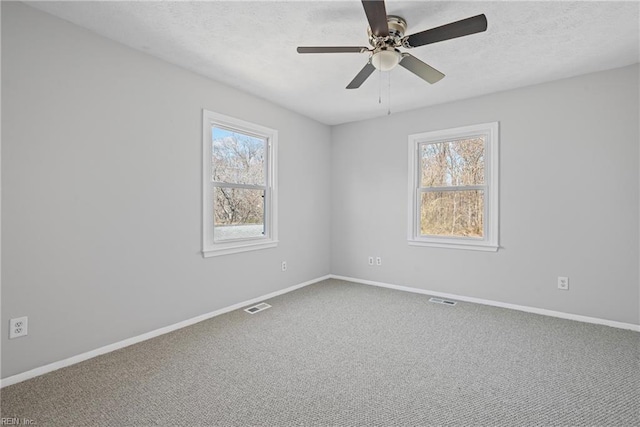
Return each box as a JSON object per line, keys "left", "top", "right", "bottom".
{"left": 371, "top": 48, "right": 401, "bottom": 71}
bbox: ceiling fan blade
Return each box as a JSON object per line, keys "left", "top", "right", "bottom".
{"left": 399, "top": 53, "right": 445, "bottom": 84}
{"left": 404, "top": 14, "right": 487, "bottom": 48}
{"left": 361, "top": 0, "right": 389, "bottom": 38}
{"left": 346, "top": 62, "right": 376, "bottom": 89}
{"left": 297, "top": 46, "right": 369, "bottom": 54}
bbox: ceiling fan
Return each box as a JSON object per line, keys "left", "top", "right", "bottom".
{"left": 297, "top": 0, "right": 487, "bottom": 89}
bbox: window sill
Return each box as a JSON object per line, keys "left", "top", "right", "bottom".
{"left": 408, "top": 240, "right": 499, "bottom": 252}
{"left": 203, "top": 240, "right": 278, "bottom": 258}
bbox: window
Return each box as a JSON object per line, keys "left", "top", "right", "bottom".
{"left": 408, "top": 122, "right": 499, "bottom": 251}
{"left": 202, "top": 110, "right": 277, "bottom": 257}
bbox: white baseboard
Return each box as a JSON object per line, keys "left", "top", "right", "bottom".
{"left": 3, "top": 273, "right": 637, "bottom": 387}
{"left": 0, "top": 275, "right": 331, "bottom": 388}
{"left": 330, "top": 275, "right": 640, "bottom": 332}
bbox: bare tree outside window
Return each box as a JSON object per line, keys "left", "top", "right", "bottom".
{"left": 212, "top": 128, "right": 267, "bottom": 241}
{"left": 419, "top": 137, "right": 485, "bottom": 238}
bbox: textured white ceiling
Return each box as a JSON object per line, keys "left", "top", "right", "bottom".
{"left": 27, "top": 1, "right": 639, "bottom": 125}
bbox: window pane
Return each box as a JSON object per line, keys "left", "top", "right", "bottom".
{"left": 214, "top": 187, "right": 265, "bottom": 241}
{"left": 420, "top": 190, "right": 484, "bottom": 238}
{"left": 420, "top": 137, "right": 484, "bottom": 187}
{"left": 212, "top": 127, "right": 266, "bottom": 185}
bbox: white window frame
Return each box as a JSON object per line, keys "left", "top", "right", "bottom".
{"left": 202, "top": 110, "right": 278, "bottom": 257}
{"left": 407, "top": 121, "right": 499, "bottom": 252}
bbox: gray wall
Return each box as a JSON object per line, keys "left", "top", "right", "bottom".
{"left": 331, "top": 64, "right": 639, "bottom": 325}
{"left": 1, "top": 2, "right": 331, "bottom": 378}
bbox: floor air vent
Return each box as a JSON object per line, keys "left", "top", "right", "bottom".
{"left": 429, "top": 297, "right": 457, "bottom": 306}
{"left": 244, "top": 302, "right": 271, "bottom": 314}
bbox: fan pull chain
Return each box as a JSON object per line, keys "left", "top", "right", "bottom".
{"left": 378, "top": 68, "right": 382, "bottom": 104}
{"left": 387, "top": 71, "right": 392, "bottom": 115}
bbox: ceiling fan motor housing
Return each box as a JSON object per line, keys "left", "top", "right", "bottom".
{"left": 367, "top": 15, "right": 407, "bottom": 48}
{"left": 387, "top": 16, "right": 408, "bottom": 39}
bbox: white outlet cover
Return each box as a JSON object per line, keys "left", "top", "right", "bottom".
{"left": 558, "top": 276, "right": 569, "bottom": 290}
{"left": 9, "top": 316, "right": 28, "bottom": 339}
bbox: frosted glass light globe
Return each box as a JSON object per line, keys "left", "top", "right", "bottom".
{"left": 371, "top": 49, "right": 401, "bottom": 71}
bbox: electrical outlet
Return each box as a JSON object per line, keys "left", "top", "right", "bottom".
{"left": 9, "top": 316, "right": 28, "bottom": 339}
{"left": 368, "top": 256, "right": 374, "bottom": 266}
{"left": 281, "top": 261, "right": 287, "bottom": 272}
{"left": 376, "top": 257, "right": 382, "bottom": 266}
{"left": 558, "top": 276, "right": 569, "bottom": 290}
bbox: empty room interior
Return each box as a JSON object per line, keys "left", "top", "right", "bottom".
{"left": 1, "top": 1, "right": 639, "bottom": 426}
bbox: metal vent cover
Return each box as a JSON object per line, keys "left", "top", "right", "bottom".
{"left": 429, "top": 297, "right": 457, "bottom": 306}
{"left": 244, "top": 302, "right": 272, "bottom": 314}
